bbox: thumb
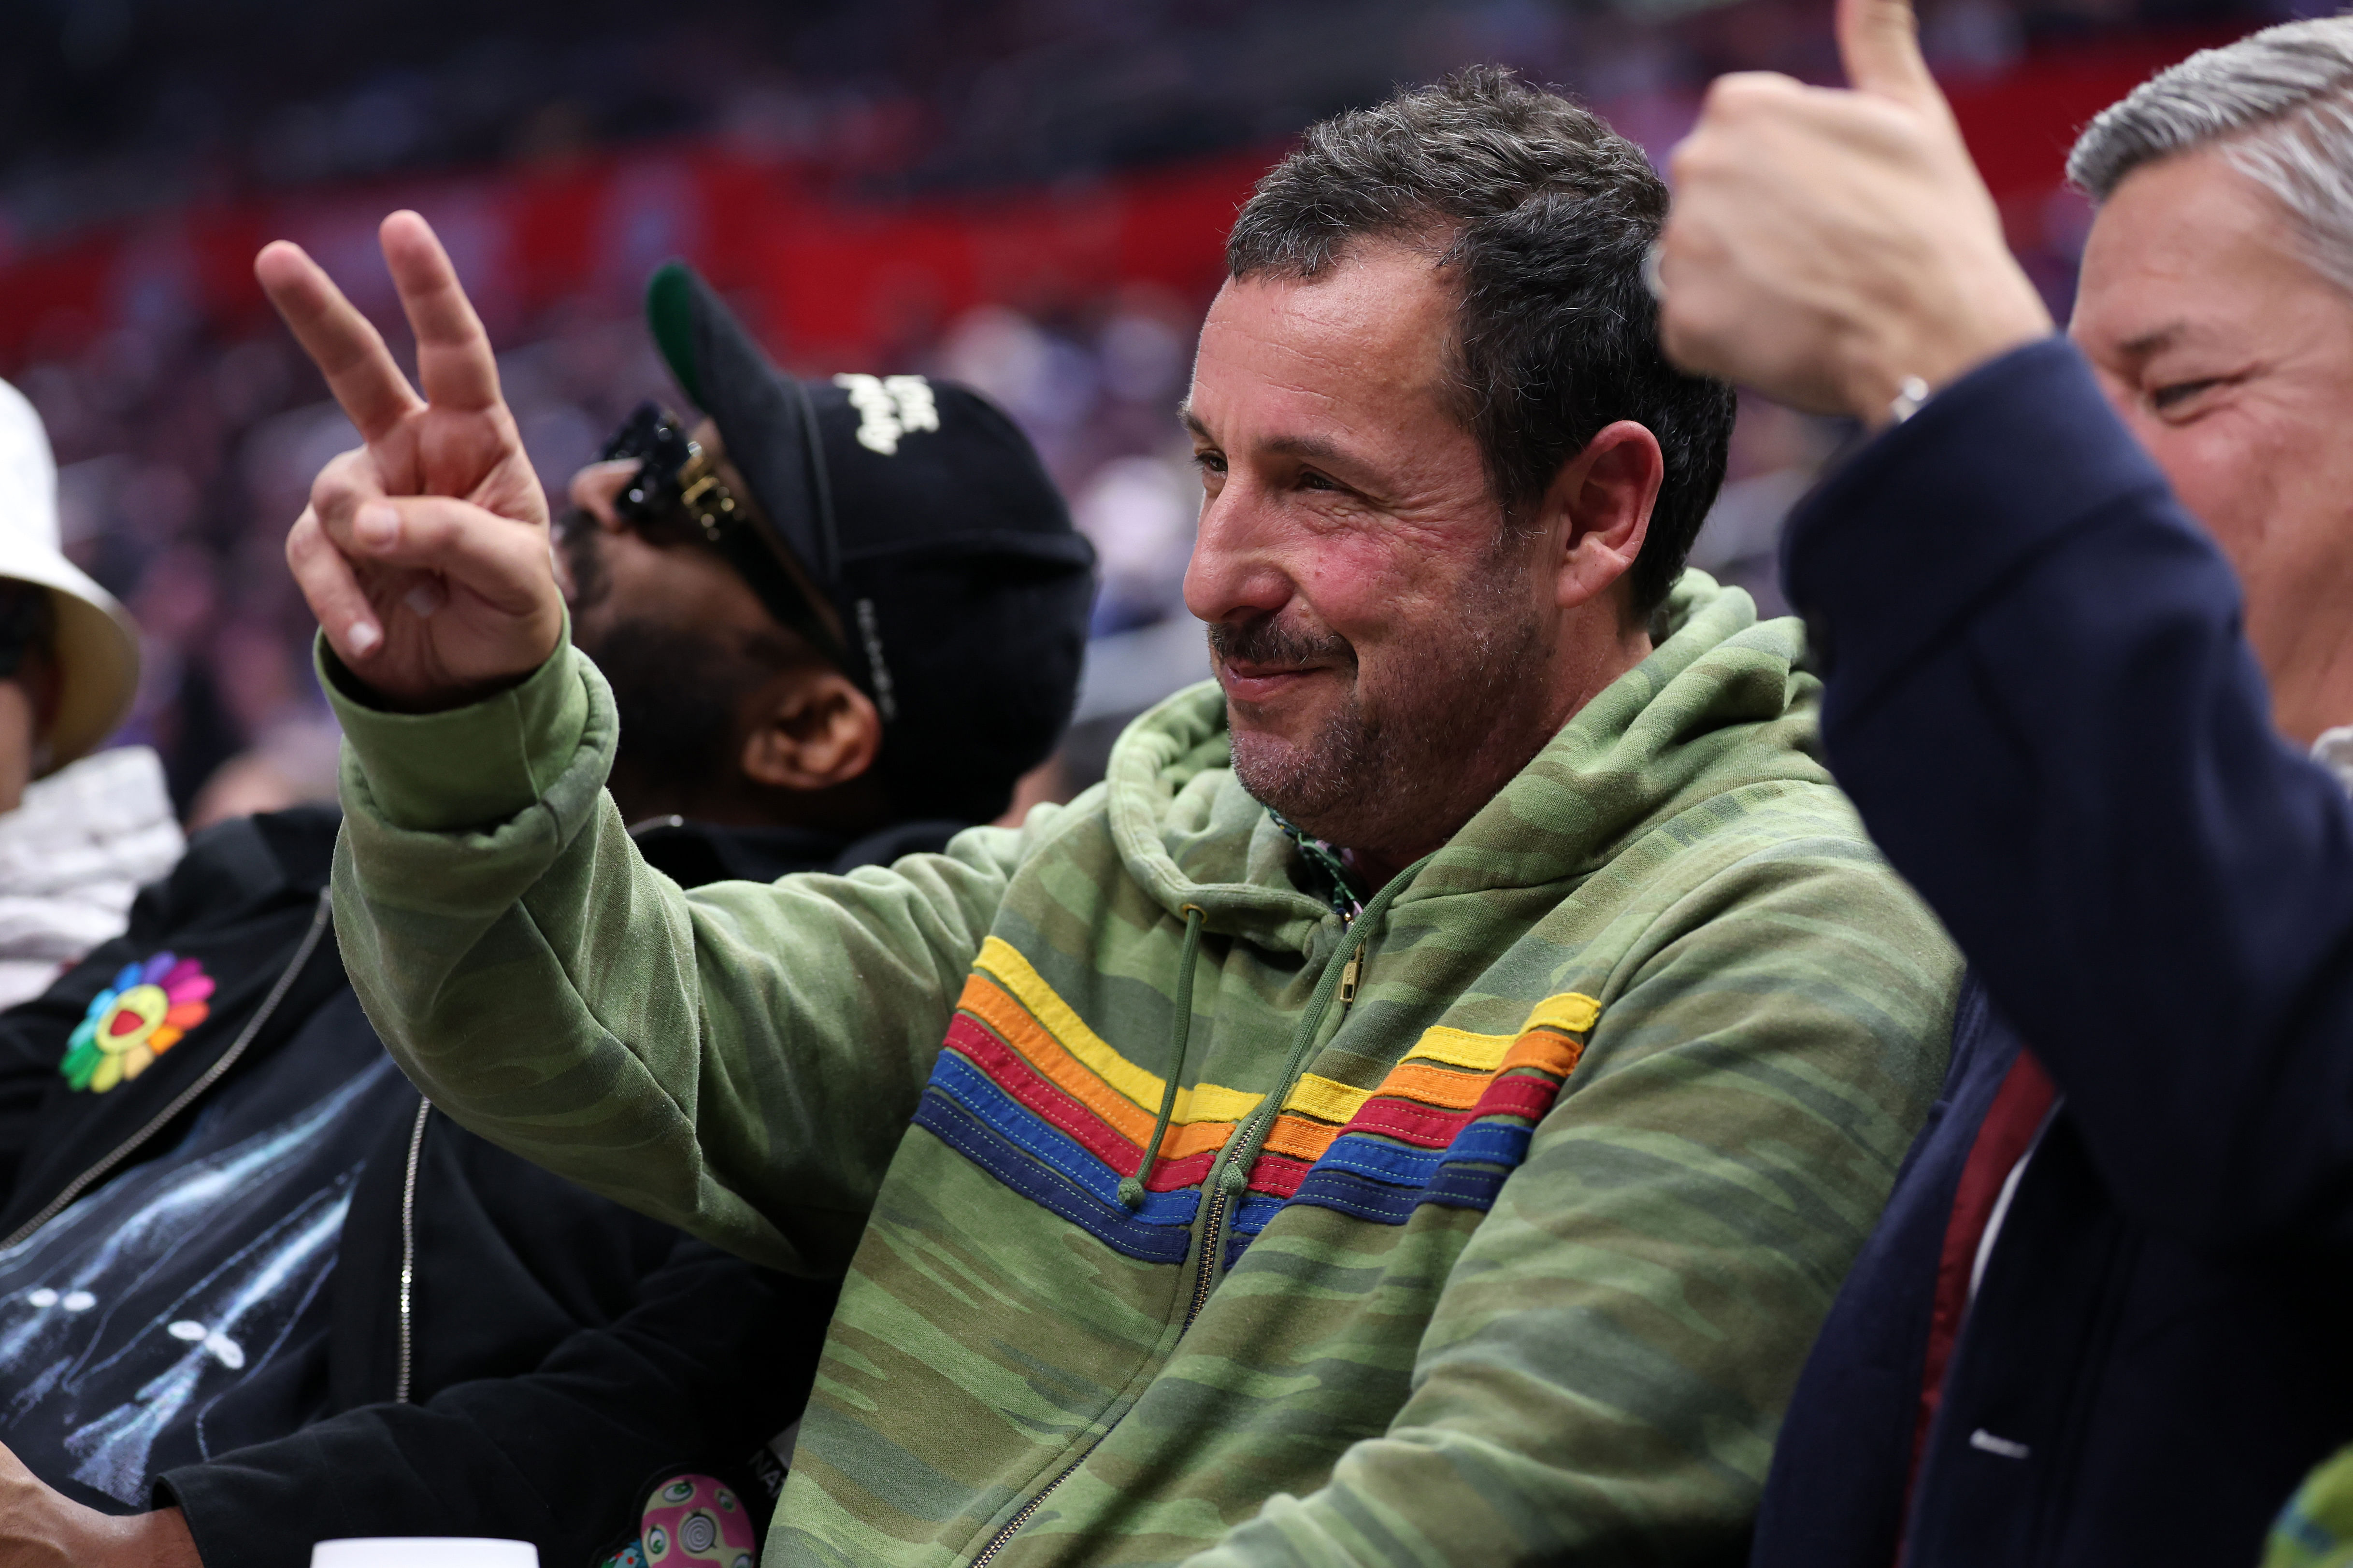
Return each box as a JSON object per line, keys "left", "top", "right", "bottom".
{"left": 1837, "top": 0, "right": 1950, "bottom": 118}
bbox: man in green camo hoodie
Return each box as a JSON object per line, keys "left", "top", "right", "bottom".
{"left": 256, "top": 70, "right": 1958, "bottom": 1568}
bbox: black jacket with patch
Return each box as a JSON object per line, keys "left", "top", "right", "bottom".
{"left": 0, "top": 804, "right": 949, "bottom": 1568}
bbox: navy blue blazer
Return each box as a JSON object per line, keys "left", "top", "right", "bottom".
{"left": 1750, "top": 341, "right": 2353, "bottom": 1568}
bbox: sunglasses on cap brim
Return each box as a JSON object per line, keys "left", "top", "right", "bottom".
{"left": 598, "top": 401, "right": 852, "bottom": 672}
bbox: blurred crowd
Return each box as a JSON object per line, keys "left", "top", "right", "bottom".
{"left": 0, "top": 0, "right": 2287, "bottom": 822}
{"left": 14, "top": 278, "right": 1219, "bottom": 822}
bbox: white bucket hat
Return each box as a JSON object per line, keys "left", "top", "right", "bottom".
{"left": 0, "top": 378, "right": 139, "bottom": 771}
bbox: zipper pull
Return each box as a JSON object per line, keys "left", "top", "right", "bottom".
{"left": 1338, "top": 952, "right": 1363, "bottom": 1006}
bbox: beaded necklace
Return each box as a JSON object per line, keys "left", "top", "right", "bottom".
{"left": 1268, "top": 808, "right": 1365, "bottom": 920}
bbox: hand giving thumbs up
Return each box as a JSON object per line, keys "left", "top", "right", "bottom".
{"left": 1655, "top": 0, "right": 2054, "bottom": 425}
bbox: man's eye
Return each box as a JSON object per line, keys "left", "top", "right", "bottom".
{"left": 2150, "top": 378, "right": 2224, "bottom": 413}
{"left": 1192, "top": 451, "right": 1227, "bottom": 476}
{"left": 1297, "top": 471, "right": 1336, "bottom": 492}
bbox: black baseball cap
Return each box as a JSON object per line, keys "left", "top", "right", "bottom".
{"left": 642, "top": 260, "right": 1097, "bottom": 823}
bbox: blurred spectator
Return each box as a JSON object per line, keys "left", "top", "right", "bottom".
{"left": 0, "top": 379, "right": 178, "bottom": 1009}
{"left": 183, "top": 716, "right": 341, "bottom": 832}
{"left": 1687, "top": 394, "right": 1844, "bottom": 618}
{"left": 1075, "top": 453, "right": 1196, "bottom": 633}
{"left": 0, "top": 0, "right": 2286, "bottom": 817}
{"left": 1660, "top": 11, "right": 2353, "bottom": 1566}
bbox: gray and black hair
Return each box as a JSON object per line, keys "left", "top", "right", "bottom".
{"left": 2069, "top": 17, "right": 2353, "bottom": 294}
{"left": 1226, "top": 66, "right": 1736, "bottom": 616}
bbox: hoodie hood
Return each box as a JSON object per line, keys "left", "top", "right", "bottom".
{"left": 1101, "top": 572, "right": 1828, "bottom": 952}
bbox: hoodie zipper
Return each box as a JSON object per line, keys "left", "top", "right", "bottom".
{"left": 968, "top": 1452, "right": 1086, "bottom": 1568}
{"left": 966, "top": 925, "right": 1285, "bottom": 1568}
{"left": 393, "top": 1095, "right": 431, "bottom": 1403}
{"left": 0, "top": 892, "right": 332, "bottom": 1251}
{"left": 970, "top": 1155, "right": 1238, "bottom": 1568}
{"left": 966, "top": 871, "right": 1425, "bottom": 1567}
{"left": 970, "top": 1098, "right": 1269, "bottom": 1568}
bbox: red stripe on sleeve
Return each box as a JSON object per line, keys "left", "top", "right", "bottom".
{"left": 946, "top": 1016, "right": 1143, "bottom": 1176}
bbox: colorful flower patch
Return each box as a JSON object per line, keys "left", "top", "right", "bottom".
{"left": 59, "top": 952, "right": 214, "bottom": 1094}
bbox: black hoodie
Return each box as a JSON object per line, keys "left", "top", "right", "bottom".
{"left": 0, "top": 804, "right": 951, "bottom": 1568}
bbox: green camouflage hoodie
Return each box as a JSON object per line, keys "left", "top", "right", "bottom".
{"left": 323, "top": 573, "right": 1956, "bottom": 1568}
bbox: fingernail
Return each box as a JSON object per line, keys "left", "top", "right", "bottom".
{"left": 347, "top": 621, "right": 382, "bottom": 656}
{"left": 356, "top": 504, "right": 400, "bottom": 549}
{"left": 404, "top": 579, "right": 446, "bottom": 618}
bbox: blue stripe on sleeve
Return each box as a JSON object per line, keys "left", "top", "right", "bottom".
{"left": 926, "top": 1049, "right": 1199, "bottom": 1226}
{"left": 913, "top": 1087, "right": 1196, "bottom": 1265}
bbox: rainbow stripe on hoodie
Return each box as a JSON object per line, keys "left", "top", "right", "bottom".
{"left": 917, "top": 937, "right": 1595, "bottom": 1266}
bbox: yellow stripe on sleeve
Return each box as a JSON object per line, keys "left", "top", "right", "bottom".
{"left": 1284, "top": 1073, "right": 1372, "bottom": 1125}
{"left": 1404, "top": 1025, "right": 1516, "bottom": 1073}
{"left": 1521, "top": 992, "right": 1602, "bottom": 1037}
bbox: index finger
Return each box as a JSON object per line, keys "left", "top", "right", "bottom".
{"left": 379, "top": 210, "right": 504, "bottom": 415}
{"left": 255, "top": 240, "right": 424, "bottom": 444}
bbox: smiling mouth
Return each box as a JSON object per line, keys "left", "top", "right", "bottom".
{"left": 1214, "top": 658, "right": 1331, "bottom": 705}
{"left": 1205, "top": 615, "right": 1355, "bottom": 702}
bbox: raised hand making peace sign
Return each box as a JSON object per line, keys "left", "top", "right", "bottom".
{"left": 1654, "top": 0, "right": 2054, "bottom": 424}
{"left": 257, "top": 211, "right": 566, "bottom": 713}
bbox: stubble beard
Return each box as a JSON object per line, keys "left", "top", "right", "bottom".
{"left": 1220, "top": 557, "right": 1551, "bottom": 861}
{"left": 558, "top": 513, "right": 752, "bottom": 817}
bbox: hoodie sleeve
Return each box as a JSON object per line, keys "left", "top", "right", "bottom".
{"left": 1184, "top": 796, "right": 1959, "bottom": 1568}
{"left": 319, "top": 637, "right": 1029, "bottom": 1274}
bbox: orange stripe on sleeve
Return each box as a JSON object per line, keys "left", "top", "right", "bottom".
{"left": 1367, "top": 1060, "right": 1492, "bottom": 1112}
{"left": 1262, "top": 1112, "right": 1344, "bottom": 1164}
{"left": 958, "top": 974, "right": 1244, "bottom": 1158}
{"left": 1500, "top": 1030, "right": 1584, "bottom": 1078}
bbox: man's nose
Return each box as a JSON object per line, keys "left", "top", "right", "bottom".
{"left": 1183, "top": 481, "right": 1292, "bottom": 627}
{"left": 567, "top": 459, "right": 641, "bottom": 531}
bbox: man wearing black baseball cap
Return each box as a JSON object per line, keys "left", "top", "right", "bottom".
{"left": 558, "top": 260, "right": 1095, "bottom": 884}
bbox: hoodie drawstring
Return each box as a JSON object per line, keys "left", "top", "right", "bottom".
{"left": 1120, "top": 904, "right": 1205, "bottom": 1210}
{"left": 1217, "top": 855, "right": 1433, "bottom": 1205}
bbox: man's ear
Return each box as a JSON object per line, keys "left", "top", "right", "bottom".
{"left": 739, "top": 669, "right": 884, "bottom": 793}
{"left": 1541, "top": 419, "right": 1665, "bottom": 613}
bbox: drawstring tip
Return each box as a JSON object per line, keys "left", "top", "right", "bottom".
{"left": 1116, "top": 1175, "right": 1146, "bottom": 1209}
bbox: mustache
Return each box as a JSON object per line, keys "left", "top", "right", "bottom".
{"left": 1207, "top": 614, "right": 1355, "bottom": 671}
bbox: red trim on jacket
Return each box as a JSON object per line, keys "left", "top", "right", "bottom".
{"left": 1900, "top": 1048, "right": 2057, "bottom": 1558}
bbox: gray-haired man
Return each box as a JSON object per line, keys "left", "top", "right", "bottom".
{"left": 1650, "top": 3, "right": 2353, "bottom": 1565}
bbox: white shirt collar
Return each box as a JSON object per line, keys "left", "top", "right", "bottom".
{"left": 2310, "top": 725, "right": 2353, "bottom": 798}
